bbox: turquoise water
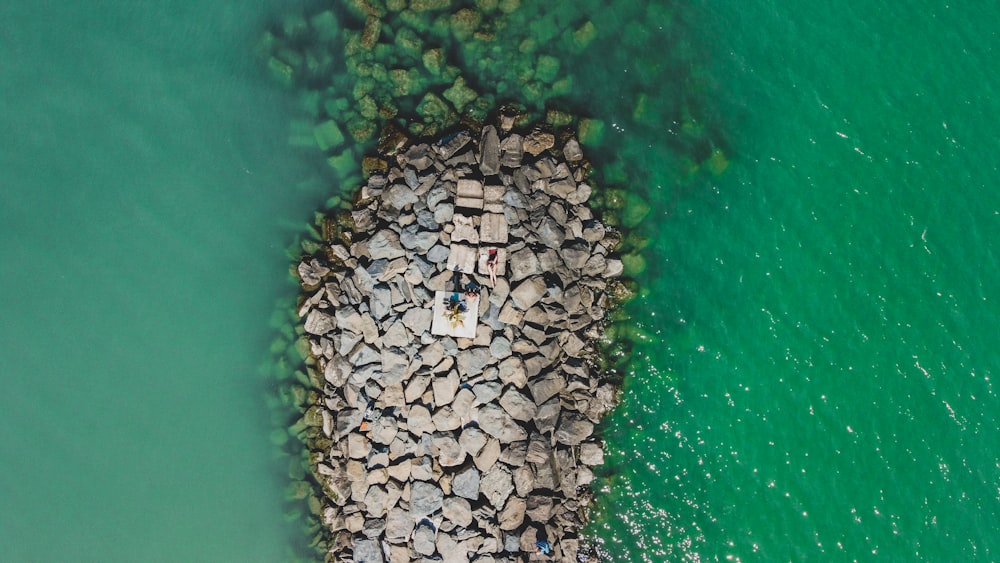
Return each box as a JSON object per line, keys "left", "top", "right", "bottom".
{"left": 0, "top": 2, "right": 332, "bottom": 560}
{"left": 3, "top": 1, "right": 1000, "bottom": 561}
{"left": 590, "top": 1, "right": 1000, "bottom": 561}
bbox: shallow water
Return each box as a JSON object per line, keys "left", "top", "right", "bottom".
{"left": 0, "top": 2, "right": 333, "bottom": 560}
{"left": 3, "top": 1, "right": 999, "bottom": 561}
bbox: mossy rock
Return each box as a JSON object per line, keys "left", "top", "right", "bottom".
{"left": 623, "top": 231, "right": 652, "bottom": 252}
{"left": 632, "top": 93, "right": 649, "bottom": 121}
{"left": 498, "top": 0, "right": 521, "bottom": 14}
{"left": 476, "top": 0, "right": 499, "bottom": 12}
{"left": 323, "top": 98, "right": 350, "bottom": 117}
{"left": 282, "top": 13, "right": 309, "bottom": 39}
{"left": 422, "top": 48, "right": 444, "bottom": 75}
{"left": 410, "top": 0, "right": 452, "bottom": 12}
{"left": 578, "top": 118, "right": 605, "bottom": 146}
{"left": 394, "top": 27, "right": 424, "bottom": 59}
{"left": 450, "top": 8, "right": 482, "bottom": 40}
{"left": 443, "top": 76, "right": 477, "bottom": 112}
{"left": 621, "top": 252, "right": 647, "bottom": 277}
{"left": 534, "top": 55, "right": 561, "bottom": 84}
{"left": 389, "top": 67, "right": 422, "bottom": 96}
{"left": 545, "top": 109, "right": 573, "bottom": 128}
{"left": 602, "top": 159, "right": 628, "bottom": 184}
{"left": 705, "top": 148, "right": 729, "bottom": 176}
{"left": 573, "top": 20, "right": 598, "bottom": 50}
{"left": 327, "top": 149, "right": 357, "bottom": 178}
{"left": 551, "top": 76, "right": 573, "bottom": 97}
{"left": 359, "top": 96, "right": 379, "bottom": 119}
{"left": 270, "top": 428, "right": 291, "bottom": 447}
{"left": 268, "top": 56, "right": 295, "bottom": 87}
{"left": 362, "top": 155, "right": 388, "bottom": 176}
{"left": 310, "top": 11, "right": 340, "bottom": 42}
{"left": 680, "top": 117, "right": 705, "bottom": 139}
{"left": 399, "top": 9, "right": 431, "bottom": 33}
{"left": 352, "top": 77, "right": 376, "bottom": 100}
{"left": 417, "top": 92, "right": 454, "bottom": 124}
{"left": 622, "top": 194, "right": 652, "bottom": 228}
{"left": 313, "top": 120, "right": 345, "bottom": 151}
{"left": 604, "top": 189, "right": 627, "bottom": 209}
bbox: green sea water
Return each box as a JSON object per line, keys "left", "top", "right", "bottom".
{"left": 588, "top": 1, "right": 1000, "bottom": 561}
{"left": 3, "top": 1, "right": 999, "bottom": 562}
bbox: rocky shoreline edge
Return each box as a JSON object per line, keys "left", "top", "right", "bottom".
{"left": 292, "top": 113, "right": 631, "bottom": 562}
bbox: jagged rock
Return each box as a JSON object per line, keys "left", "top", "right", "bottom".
{"left": 535, "top": 398, "right": 561, "bottom": 434}
{"left": 366, "top": 229, "right": 405, "bottom": 260}
{"left": 435, "top": 129, "right": 472, "bottom": 159}
{"left": 528, "top": 372, "right": 564, "bottom": 404}
{"left": 555, "top": 411, "right": 594, "bottom": 446}
{"left": 304, "top": 309, "right": 336, "bottom": 335}
{"left": 479, "top": 465, "right": 514, "bottom": 509}
{"left": 477, "top": 403, "right": 527, "bottom": 443}
{"left": 525, "top": 494, "right": 554, "bottom": 522}
{"left": 383, "top": 183, "right": 418, "bottom": 211}
{"left": 456, "top": 347, "right": 491, "bottom": 376}
{"left": 432, "top": 406, "right": 462, "bottom": 432}
{"left": 399, "top": 309, "right": 431, "bottom": 339}
{"left": 353, "top": 538, "right": 384, "bottom": 563}
{"left": 499, "top": 388, "right": 538, "bottom": 422}
{"left": 479, "top": 125, "right": 501, "bottom": 176}
{"left": 432, "top": 432, "right": 465, "bottom": 466}
{"left": 489, "top": 336, "right": 512, "bottom": 359}
{"left": 363, "top": 485, "right": 390, "bottom": 518}
{"left": 459, "top": 426, "right": 488, "bottom": 456}
{"left": 400, "top": 224, "right": 440, "bottom": 253}
{"left": 525, "top": 433, "right": 551, "bottom": 465}
{"left": 509, "top": 277, "right": 547, "bottom": 311}
{"left": 385, "top": 506, "right": 414, "bottom": 542}
{"left": 371, "top": 415, "right": 398, "bottom": 445}
{"left": 411, "top": 456, "right": 434, "bottom": 481}
{"left": 498, "top": 496, "right": 526, "bottom": 530}
{"left": 443, "top": 496, "right": 473, "bottom": 527}
{"left": 432, "top": 370, "right": 460, "bottom": 405}
{"left": 474, "top": 438, "right": 501, "bottom": 472}
{"left": 512, "top": 466, "right": 534, "bottom": 497}
{"left": 411, "top": 481, "right": 444, "bottom": 519}
{"left": 563, "top": 137, "right": 583, "bottom": 161}
{"left": 580, "top": 442, "right": 605, "bottom": 466}
{"left": 407, "top": 404, "right": 435, "bottom": 436}
{"left": 413, "top": 520, "right": 437, "bottom": 556}
{"left": 298, "top": 258, "right": 330, "bottom": 287}
{"left": 371, "top": 284, "right": 392, "bottom": 320}
{"left": 508, "top": 247, "right": 542, "bottom": 282}
{"left": 560, "top": 239, "right": 591, "bottom": 269}
{"left": 522, "top": 129, "right": 555, "bottom": 156}
{"left": 500, "top": 133, "right": 523, "bottom": 168}
{"left": 471, "top": 380, "right": 502, "bottom": 405}
{"left": 497, "top": 357, "right": 527, "bottom": 388}
{"left": 452, "top": 465, "right": 481, "bottom": 500}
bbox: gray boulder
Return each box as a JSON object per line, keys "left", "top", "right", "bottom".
{"left": 477, "top": 403, "right": 527, "bottom": 443}
{"left": 353, "top": 538, "right": 384, "bottom": 563}
{"left": 499, "top": 388, "right": 538, "bottom": 422}
{"left": 452, "top": 465, "right": 481, "bottom": 500}
{"left": 411, "top": 481, "right": 444, "bottom": 519}
{"left": 366, "top": 229, "right": 406, "bottom": 260}
{"left": 555, "top": 411, "right": 594, "bottom": 446}
{"left": 479, "top": 125, "right": 501, "bottom": 176}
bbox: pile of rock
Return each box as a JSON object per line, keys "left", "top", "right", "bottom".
{"left": 296, "top": 116, "right": 626, "bottom": 562}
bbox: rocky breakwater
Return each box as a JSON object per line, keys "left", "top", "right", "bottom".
{"left": 296, "top": 116, "right": 629, "bottom": 562}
